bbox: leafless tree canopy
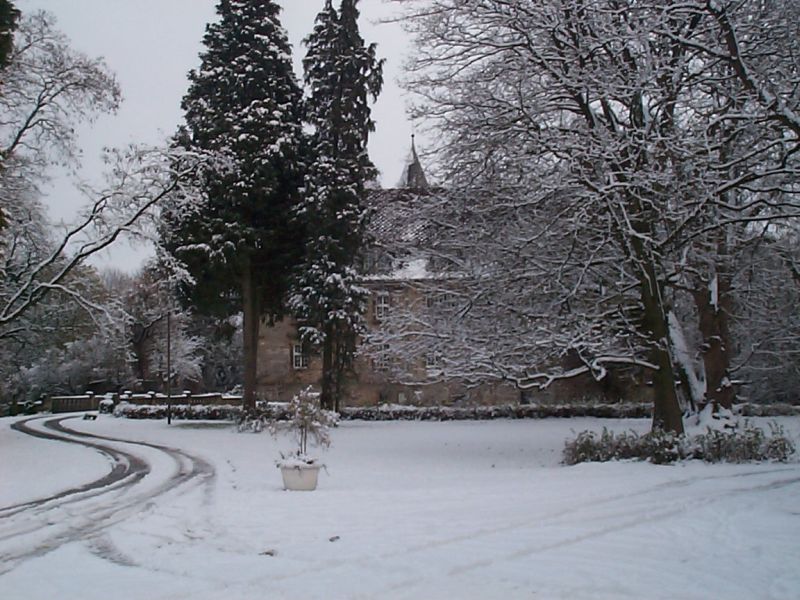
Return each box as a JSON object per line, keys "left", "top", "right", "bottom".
{"left": 374, "top": 0, "right": 800, "bottom": 431}
{"left": 0, "top": 13, "right": 213, "bottom": 403}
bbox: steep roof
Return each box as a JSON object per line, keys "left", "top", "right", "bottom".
{"left": 396, "top": 134, "right": 429, "bottom": 190}
{"left": 367, "top": 187, "right": 432, "bottom": 247}
{"left": 361, "top": 137, "right": 444, "bottom": 280}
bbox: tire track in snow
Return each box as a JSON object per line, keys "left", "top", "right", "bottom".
{"left": 0, "top": 415, "right": 215, "bottom": 574}
{"left": 263, "top": 463, "right": 800, "bottom": 593}
{"left": 0, "top": 416, "right": 149, "bottom": 519}
{"left": 383, "top": 465, "right": 800, "bottom": 563}
{"left": 387, "top": 469, "right": 800, "bottom": 595}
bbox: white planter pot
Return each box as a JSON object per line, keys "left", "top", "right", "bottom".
{"left": 279, "top": 463, "right": 322, "bottom": 491}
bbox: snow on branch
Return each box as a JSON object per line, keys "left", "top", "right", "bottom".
{"left": 0, "top": 146, "right": 212, "bottom": 335}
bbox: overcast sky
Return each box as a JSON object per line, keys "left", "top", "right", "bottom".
{"left": 15, "top": 0, "right": 418, "bottom": 272}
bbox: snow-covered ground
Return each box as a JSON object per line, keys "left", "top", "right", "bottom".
{"left": 1, "top": 414, "right": 799, "bottom": 600}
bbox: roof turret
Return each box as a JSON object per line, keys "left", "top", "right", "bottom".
{"left": 397, "top": 134, "right": 429, "bottom": 189}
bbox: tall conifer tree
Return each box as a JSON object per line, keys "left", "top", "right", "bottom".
{"left": 0, "top": 0, "right": 18, "bottom": 71}
{"left": 162, "top": 0, "right": 304, "bottom": 410}
{"left": 291, "top": 0, "right": 383, "bottom": 411}
{"left": 0, "top": 0, "right": 19, "bottom": 233}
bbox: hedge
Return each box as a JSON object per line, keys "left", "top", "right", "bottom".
{"left": 112, "top": 401, "right": 800, "bottom": 422}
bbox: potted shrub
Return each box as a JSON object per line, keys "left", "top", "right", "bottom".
{"left": 273, "top": 387, "right": 336, "bottom": 491}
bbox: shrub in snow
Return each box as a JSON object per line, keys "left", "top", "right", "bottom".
{"left": 562, "top": 429, "right": 612, "bottom": 464}
{"left": 272, "top": 387, "right": 337, "bottom": 467}
{"left": 563, "top": 422, "right": 795, "bottom": 465}
{"left": 98, "top": 398, "right": 115, "bottom": 414}
{"left": 236, "top": 411, "right": 268, "bottom": 433}
{"left": 695, "top": 427, "right": 761, "bottom": 463}
{"left": 639, "top": 430, "right": 684, "bottom": 465}
{"left": 112, "top": 401, "right": 134, "bottom": 417}
{"left": 763, "top": 422, "right": 797, "bottom": 461}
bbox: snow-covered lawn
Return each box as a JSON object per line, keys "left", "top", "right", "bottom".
{"left": 1, "top": 415, "right": 799, "bottom": 599}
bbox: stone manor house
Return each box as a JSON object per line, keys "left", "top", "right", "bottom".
{"left": 256, "top": 141, "right": 520, "bottom": 407}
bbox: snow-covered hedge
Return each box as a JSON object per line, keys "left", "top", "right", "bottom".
{"left": 112, "top": 401, "right": 800, "bottom": 423}
{"left": 113, "top": 402, "right": 241, "bottom": 421}
{"left": 563, "top": 423, "right": 796, "bottom": 465}
{"left": 339, "top": 403, "right": 653, "bottom": 421}
{"left": 737, "top": 403, "right": 800, "bottom": 417}
{"left": 113, "top": 401, "right": 655, "bottom": 422}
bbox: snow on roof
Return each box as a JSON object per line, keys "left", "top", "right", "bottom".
{"left": 367, "top": 188, "right": 434, "bottom": 246}
{"left": 391, "top": 257, "right": 429, "bottom": 280}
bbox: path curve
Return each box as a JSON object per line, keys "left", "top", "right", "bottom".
{"left": 1, "top": 416, "right": 149, "bottom": 517}
{"left": 0, "top": 415, "right": 215, "bottom": 574}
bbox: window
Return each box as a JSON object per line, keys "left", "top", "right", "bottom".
{"left": 426, "top": 292, "right": 458, "bottom": 310}
{"left": 373, "top": 343, "right": 391, "bottom": 371}
{"left": 292, "top": 344, "right": 309, "bottom": 370}
{"left": 425, "top": 351, "right": 443, "bottom": 370}
{"left": 374, "top": 291, "right": 390, "bottom": 320}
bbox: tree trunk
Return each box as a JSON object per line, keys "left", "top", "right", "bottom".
{"left": 320, "top": 322, "right": 335, "bottom": 411}
{"left": 241, "top": 258, "right": 260, "bottom": 412}
{"left": 131, "top": 327, "right": 149, "bottom": 387}
{"left": 332, "top": 329, "right": 344, "bottom": 413}
{"left": 639, "top": 261, "right": 684, "bottom": 434}
{"left": 650, "top": 342, "right": 683, "bottom": 434}
{"left": 692, "top": 271, "right": 735, "bottom": 412}
{"left": 666, "top": 311, "right": 703, "bottom": 414}
{"left": 333, "top": 344, "right": 342, "bottom": 414}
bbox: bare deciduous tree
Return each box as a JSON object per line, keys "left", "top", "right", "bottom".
{"left": 0, "top": 12, "right": 213, "bottom": 407}
{"left": 376, "top": 0, "right": 800, "bottom": 432}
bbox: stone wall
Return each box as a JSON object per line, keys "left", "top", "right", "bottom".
{"left": 256, "top": 287, "right": 521, "bottom": 407}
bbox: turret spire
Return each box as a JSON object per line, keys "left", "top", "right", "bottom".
{"left": 398, "top": 133, "right": 429, "bottom": 189}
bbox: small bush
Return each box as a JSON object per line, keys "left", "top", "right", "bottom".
{"left": 563, "top": 422, "right": 796, "bottom": 465}
{"left": 563, "top": 430, "right": 605, "bottom": 464}
{"left": 562, "top": 428, "right": 641, "bottom": 463}
{"left": 640, "top": 430, "right": 684, "bottom": 465}
{"left": 236, "top": 412, "right": 267, "bottom": 433}
{"left": 763, "top": 423, "right": 796, "bottom": 461}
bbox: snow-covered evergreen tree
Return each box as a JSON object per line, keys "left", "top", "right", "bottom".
{"left": 161, "top": 0, "right": 305, "bottom": 410}
{"left": 0, "top": 0, "right": 18, "bottom": 71}
{"left": 291, "top": 0, "right": 383, "bottom": 411}
{"left": 0, "top": 0, "right": 18, "bottom": 229}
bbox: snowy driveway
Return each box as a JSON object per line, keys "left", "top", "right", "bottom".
{"left": 1, "top": 415, "right": 799, "bottom": 599}
{"left": 0, "top": 415, "right": 214, "bottom": 576}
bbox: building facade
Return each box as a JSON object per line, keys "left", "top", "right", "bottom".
{"left": 256, "top": 140, "right": 520, "bottom": 407}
